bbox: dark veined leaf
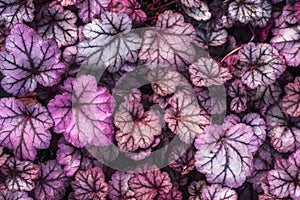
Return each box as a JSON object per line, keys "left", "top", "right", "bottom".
{"left": 250, "top": 82, "right": 282, "bottom": 114}
{"left": 128, "top": 165, "right": 172, "bottom": 200}
{"left": 0, "top": 157, "right": 39, "bottom": 191}
{"left": 180, "top": 0, "right": 202, "bottom": 8}
{"left": 251, "top": 0, "right": 272, "bottom": 28}
{"left": 0, "top": 24, "right": 66, "bottom": 97}
{"left": 0, "top": 97, "right": 53, "bottom": 160}
{"left": 108, "top": 171, "right": 135, "bottom": 200}
{"left": 188, "top": 180, "right": 206, "bottom": 200}
{"left": 201, "top": 184, "right": 238, "bottom": 200}
{"left": 266, "top": 105, "right": 300, "bottom": 153}
{"left": 182, "top": 1, "right": 211, "bottom": 21}
{"left": 71, "top": 167, "right": 108, "bottom": 200}
{"left": 114, "top": 99, "right": 162, "bottom": 152}
{"left": 34, "top": 160, "right": 70, "bottom": 200}
{"left": 228, "top": 80, "right": 247, "bottom": 113}
{"left": 53, "top": 0, "right": 76, "bottom": 6}
{"left": 267, "top": 149, "right": 300, "bottom": 199}
{"left": 0, "top": 189, "right": 33, "bottom": 200}
{"left": 109, "top": 0, "right": 147, "bottom": 24}
{"left": 158, "top": 188, "right": 183, "bottom": 200}
{"left": 238, "top": 42, "right": 286, "bottom": 89}
{"left": 56, "top": 138, "right": 92, "bottom": 177}
{"left": 189, "top": 57, "right": 232, "bottom": 87}
{"left": 194, "top": 123, "right": 258, "bottom": 188}
{"left": 228, "top": 0, "right": 263, "bottom": 24}
{"left": 195, "top": 29, "right": 228, "bottom": 49}
{"left": 146, "top": 68, "right": 181, "bottom": 96}
{"left": 76, "top": 0, "right": 111, "bottom": 23}
{"left": 164, "top": 91, "right": 211, "bottom": 144}
{"left": 47, "top": 75, "right": 114, "bottom": 148}
{"left": 281, "top": 77, "right": 300, "bottom": 117}
{"left": 36, "top": 4, "right": 78, "bottom": 47}
{"left": 139, "top": 10, "right": 196, "bottom": 71}
{"left": 270, "top": 25, "right": 300, "bottom": 67}
{"left": 168, "top": 145, "right": 195, "bottom": 175}
{"left": 283, "top": 2, "right": 300, "bottom": 25}
{"left": 223, "top": 113, "right": 267, "bottom": 148}
{"left": 0, "top": 0, "right": 35, "bottom": 28}
{"left": 248, "top": 142, "right": 279, "bottom": 193}
{"left": 78, "top": 12, "right": 141, "bottom": 73}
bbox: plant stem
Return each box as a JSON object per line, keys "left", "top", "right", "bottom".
{"left": 221, "top": 45, "right": 243, "bottom": 63}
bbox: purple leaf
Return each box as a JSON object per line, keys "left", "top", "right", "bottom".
{"left": 283, "top": 2, "right": 300, "bottom": 25}
{"left": 48, "top": 75, "right": 114, "bottom": 148}
{"left": 250, "top": 82, "right": 282, "bottom": 114}
{"left": 194, "top": 123, "right": 258, "bottom": 188}
{"left": 281, "top": 77, "right": 300, "bottom": 117}
{"left": 228, "top": 80, "right": 247, "bottom": 113}
{"left": 242, "top": 113, "right": 267, "bottom": 147}
{"left": 108, "top": 171, "right": 135, "bottom": 200}
{"left": 183, "top": 2, "right": 211, "bottom": 21}
{"left": 267, "top": 149, "right": 300, "bottom": 199}
{"left": 139, "top": 10, "right": 196, "bottom": 71}
{"left": 196, "top": 29, "right": 228, "bottom": 49}
{"left": 223, "top": 113, "right": 267, "bottom": 148}
{"left": 194, "top": 86, "right": 211, "bottom": 112}
{"left": 266, "top": 105, "right": 300, "bottom": 153}
{"left": 56, "top": 138, "right": 92, "bottom": 177}
{"left": 168, "top": 145, "right": 195, "bottom": 175}
{"left": 270, "top": 25, "right": 300, "bottom": 67}
{"left": 0, "top": 24, "right": 66, "bottom": 97}
{"left": 146, "top": 68, "right": 181, "bottom": 96}
{"left": 0, "top": 0, "right": 35, "bottom": 28}
{"left": 209, "top": 85, "right": 228, "bottom": 115}
{"left": 228, "top": 0, "right": 263, "bottom": 24}
{"left": 164, "top": 92, "right": 211, "bottom": 143}
{"left": 201, "top": 184, "right": 238, "bottom": 200}
{"left": 238, "top": 42, "right": 286, "bottom": 89}
{"left": 72, "top": 167, "right": 108, "bottom": 200}
{"left": 114, "top": 100, "right": 162, "bottom": 152}
{"left": 0, "top": 97, "right": 53, "bottom": 160}
{"left": 180, "top": 0, "right": 202, "bottom": 8}
{"left": 251, "top": 0, "right": 272, "bottom": 28}
{"left": 34, "top": 160, "right": 70, "bottom": 200}
{"left": 248, "top": 142, "right": 279, "bottom": 193}
{"left": 188, "top": 180, "right": 206, "bottom": 200}
{"left": 76, "top": 0, "right": 111, "bottom": 23}
{"left": 128, "top": 165, "right": 172, "bottom": 200}
{"left": 189, "top": 57, "right": 232, "bottom": 87}
{"left": 53, "top": 0, "right": 76, "bottom": 6}
{"left": 158, "top": 188, "right": 183, "bottom": 200}
{"left": 78, "top": 12, "right": 141, "bottom": 73}
{"left": 36, "top": 4, "right": 78, "bottom": 47}
{"left": 0, "top": 189, "right": 33, "bottom": 200}
{"left": 109, "top": 0, "right": 147, "bottom": 24}
{"left": 0, "top": 157, "right": 39, "bottom": 191}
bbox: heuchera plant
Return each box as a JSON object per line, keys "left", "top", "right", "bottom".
{"left": 0, "top": 0, "right": 299, "bottom": 199}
